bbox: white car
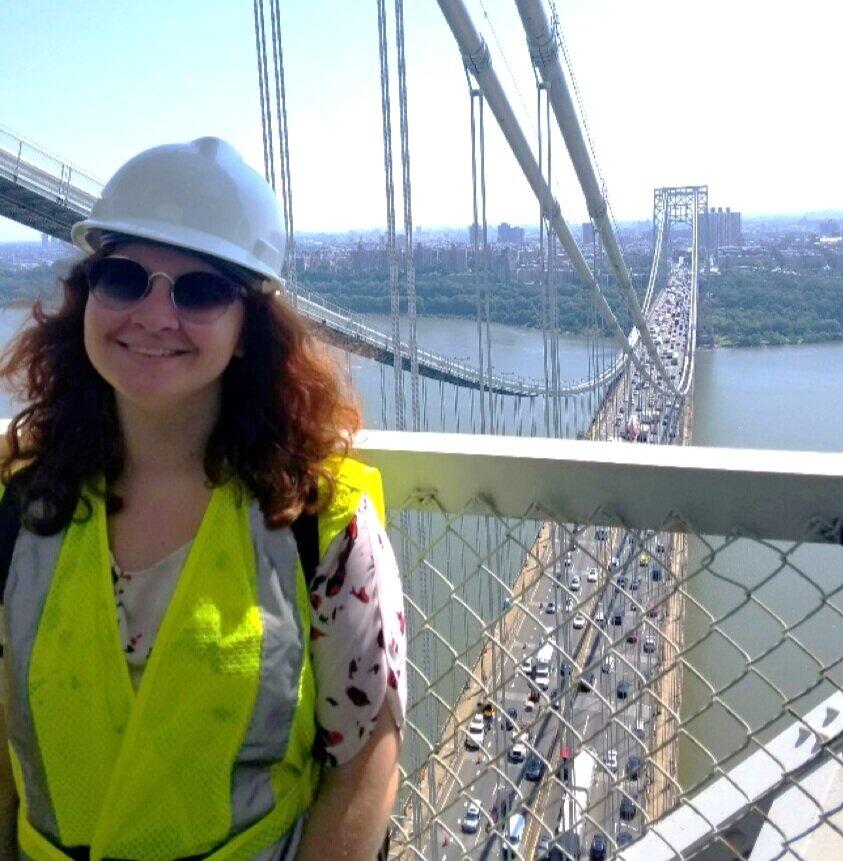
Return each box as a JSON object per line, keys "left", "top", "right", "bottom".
{"left": 461, "top": 802, "right": 481, "bottom": 834}
{"left": 569, "top": 575, "right": 581, "bottom": 592}
{"left": 509, "top": 741, "right": 527, "bottom": 763}
{"left": 610, "top": 556, "right": 620, "bottom": 571}
{"left": 564, "top": 554, "right": 574, "bottom": 568}
{"left": 565, "top": 597, "right": 574, "bottom": 613}
{"left": 572, "top": 613, "right": 586, "bottom": 630}
{"left": 595, "top": 605, "right": 605, "bottom": 623}
{"left": 587, "top": 567, "right": 599, "bottom": 583}
{"left": 465, "top": 714, "right": 485, "bottom": 749}
{"left": 602, "top": 655, "right": 615, "bottom": 674}
{"left": 534, "top": 667, "right": 550, "bottom": 690}
{"left": 521, "top": 657, "right": 534, "bottom": 676}
{"left": 604, "top": 748, "right": 618, "bottom": 771}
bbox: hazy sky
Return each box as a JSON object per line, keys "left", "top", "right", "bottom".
{"left": 1, "top": 0, "right": 840, "bottom": 242}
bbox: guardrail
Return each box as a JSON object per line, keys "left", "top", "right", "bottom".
{"left": 0, "top": 124, "right": 102, "bottom": 213}
{"left": 353, "top": 431, "right": 843, "bottom": 859}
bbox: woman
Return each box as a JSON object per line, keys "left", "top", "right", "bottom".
{"left": 0, "top": 137, "right": 406, "bottom": 860}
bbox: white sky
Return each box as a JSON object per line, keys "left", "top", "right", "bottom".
{"left": 1, "top": 0, "right": 840, "bottom": 242}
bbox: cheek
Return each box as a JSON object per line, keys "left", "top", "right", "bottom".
{"left": 83, "top": 297, "right": 107, "bottom": 371}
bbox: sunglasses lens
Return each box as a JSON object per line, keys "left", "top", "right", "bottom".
{"left": 87, "top": 258, "right": 149, "bottom": 307}
{"left": 172, "top": 272, "right": 241, "bottom": 323}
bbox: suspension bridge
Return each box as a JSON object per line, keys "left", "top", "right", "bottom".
{"left": 2, "top": 1, "right": 842, "bottom": 859}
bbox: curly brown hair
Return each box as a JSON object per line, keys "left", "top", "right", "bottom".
{"left": 0, "top": 246, "right": 361, "bottom": 535}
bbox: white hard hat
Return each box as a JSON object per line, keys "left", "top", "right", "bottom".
{"left": 71, "top": 137, "right": 286, "bottom": 288}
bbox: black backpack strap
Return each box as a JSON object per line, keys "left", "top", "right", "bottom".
{"left": 291, "top": 511, "right": 319, "bottom": 586}
{"left": 0, "top": 470, "right": 27, "bottom": 605}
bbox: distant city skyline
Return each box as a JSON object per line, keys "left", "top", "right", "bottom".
{"left": 1, "top": 0, "right": 841, "bottom": 242}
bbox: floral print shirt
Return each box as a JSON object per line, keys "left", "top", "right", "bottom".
{"left": 110, "top": 492, "right": 406, "bottom": 767}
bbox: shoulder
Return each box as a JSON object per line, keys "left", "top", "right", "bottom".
{"left": 318, "top": 457, "right": 384, "bottom": 556}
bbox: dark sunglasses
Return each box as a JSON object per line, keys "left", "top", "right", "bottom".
{"left": 85, "top": 256, "right": 247, "bottom": 324}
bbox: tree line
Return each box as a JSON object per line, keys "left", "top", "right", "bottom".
{"left": 3, "top": 259, "right": 842, "bottom": 348}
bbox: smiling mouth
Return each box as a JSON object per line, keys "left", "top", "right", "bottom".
{"left": 117, "top": 340, "right": 189, "bottom": 358}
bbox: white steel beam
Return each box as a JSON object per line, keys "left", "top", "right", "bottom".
{"left": 355, "top": 429, "right": 843, "bottom": 543}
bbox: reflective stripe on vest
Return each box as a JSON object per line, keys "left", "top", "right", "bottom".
{"left": 2, "top": 458, "right": 384, "bottom": 860}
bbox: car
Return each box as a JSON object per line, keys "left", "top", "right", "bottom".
{"left": 604, "top": 748, "right": 618, "bottom": 771}
{"left": 616, "top": 573, "right": 627, "bottom": 588}
{"left": 617, "top": 680, "right": 630, "bottom": 699}
{"left": 509, "top": 741, "right": 527, "bottom": 763}
{"left": 545, "top": 600, "right": 557, "bottom": 614}
{"left": 610, "top": 556, "right": 620, "bottom": 570}
{"left": 595, "top": 527, "right": 608, "bottom": 540}
{"left": 535, "top": 668, "right": 550, "bottom": 690}
{"left": 616, "top": 831, "right": 634, "bottom": 848}
{"left": 569, "top": 575, "right": 581, "bottom": 592}
{"left": 589, "top": 833, "right": 607, "bottom": 860}
{"left": 651, "top": 566, "right": 662, "bottom": 581}
{"left": 536, "top": 834, "right": 552, "bottom": 859}
{"left": 503, "top": 706, "right": 517, "bottom": 730}
{"left": 639, "top": 553, "right": 648, "bottom": 567}
{"left": 521, "top": 657, "right": 534, "bottom": 676}
{"left": 564, "top": 554, "right": 574, "bottom": 568}
{"left": 528, "top": 684, "right": 540, "bottom": 702}
{"left": 552, "top": 832, "right": 581, "bottom": 860}
{"left": 630, "top": 577, "right": 640, "bottom": 591}
{"left": 461, "top": 802, "right": 481, "bottom": 833}
{"left": 465, "top": 714, "right": 485, "bottom": 749}
{"left": 578, "top": 672, "right": 595, "bottom": 692}
{"left": 643, "top": 637, "right": 657, "bottom": 654}
{"left": 619, "top": 795, "right": 637, "bottom": 821}
{"left": 565, "top": 597, "right": 574, "bottom": 613}
{"left": 634, "top": 718, "right": 646, "bottom": 739}
{"left": 647, "top": 603, "right": 660, "bottom": 618}
{"left": 612, "top": 611, "right": 623, "bottom": 626}
{"left": 656, "top": 542, "right": 665, "bottom": 554}
{"left": 626, "top": 630, "right": 639, "bottom": 644}
{"left": 525, "top": 756, "right": 544, "bottom": 781}
{"left": 587, "top": 567, "right": 599, "bottom": 582}
{"left": 602, "top": 655, "right": 615, "bottom": 674}
{"left": 572, "top": 613, "right": 586, "bottom": 630}
{"left": 626, "top": 755, "right": 643, "bottom": 780}
{"left": 594, "top": 605, "right": 605, "bottom": 623}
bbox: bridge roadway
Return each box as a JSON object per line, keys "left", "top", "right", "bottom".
{"left": 411, "top": 266, "right": 694, "bottom": 859}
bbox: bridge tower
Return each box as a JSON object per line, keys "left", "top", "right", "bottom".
{"left": 653, "top": 185, "right": 708, "bottom": 251}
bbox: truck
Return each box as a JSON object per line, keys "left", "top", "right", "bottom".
{"left": 623, "top": 415, "right": 640, "bottom": 441}
{"left": 536, "top": 642, "right": 554, "bottom": 672}
{"left": 557, "top": 749, "right": 596, "bottom": 836}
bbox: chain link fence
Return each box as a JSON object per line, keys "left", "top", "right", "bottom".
{"left": 366, "top": 440, "right": 843, "bottom": 860}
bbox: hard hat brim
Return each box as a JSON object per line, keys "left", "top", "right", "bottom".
{"left": 71, "top": 217, "right": 282, "bottom": 294}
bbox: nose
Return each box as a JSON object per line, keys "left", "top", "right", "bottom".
{"left": 128, "top": 277, "right": 179, "bottom": 330}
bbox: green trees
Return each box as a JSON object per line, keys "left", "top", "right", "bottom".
{"left": 699, "top": 270, "right": 843, "bottom": 346}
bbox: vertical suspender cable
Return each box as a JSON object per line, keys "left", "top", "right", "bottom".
{"left": 478, "top": 96, "right": 496, "bottom": 433}
{"left": 253, "top": 0, "right": 275, "bottom": 189}
{"left": 268, "top": 0, "right": 298, "bottom": 302}
{"left": 394, "top": 0, "right": 420, "bottom": 431}
{"left": 536, "top": 83, "right": 551, "bottom": 437}
{"left": 376, "top": 0, "right": 405, "bottom": 431}
{"left": 467, "top": 82, "right": 487, "bottom": 434}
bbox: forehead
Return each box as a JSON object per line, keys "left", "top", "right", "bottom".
{"left": 111, "top": 241, "right": 222, "bottom": 276}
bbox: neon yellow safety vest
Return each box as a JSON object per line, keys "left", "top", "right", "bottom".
{"left": 1, "top": 457, "right": 385, "bottom": 860}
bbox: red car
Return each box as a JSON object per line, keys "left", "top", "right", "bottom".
{"left": 626, "top": 630, "right": 639, "bottom": 644}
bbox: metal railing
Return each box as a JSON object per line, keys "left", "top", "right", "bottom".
{"left": 356, "top": 431, "right": 843, "bottom": 859}
{"left": 0, "top": 124, "right": 101, "bottom": 214}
